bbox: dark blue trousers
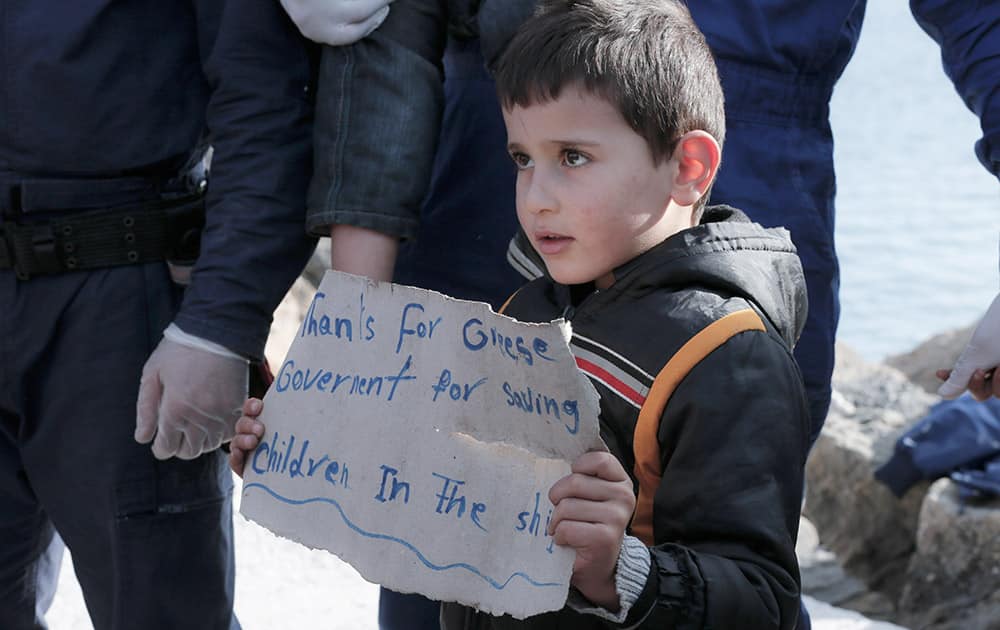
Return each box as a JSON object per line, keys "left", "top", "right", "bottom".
{"left": 0, "top": 263, "right": 239, "bottom": 630}
{"left": 710, "top": 88, "right": 839, "bottom": 446}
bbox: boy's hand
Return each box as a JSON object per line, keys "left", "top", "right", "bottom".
{"left": 229, "top": 398, "right": 266, "bottom": 478}
{"left": 548, "top": 451, "right": 636, "bottom": 611}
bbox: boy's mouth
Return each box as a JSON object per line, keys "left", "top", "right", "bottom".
{"left": 534, "top": 230, "right": 574, "bottom": 255}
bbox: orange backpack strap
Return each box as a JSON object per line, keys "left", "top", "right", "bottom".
{"left": 630, "top": 308, "right": 766, "bottom": 545}
{"left": 497, "top": 288, "right": 522, "bottom": 315}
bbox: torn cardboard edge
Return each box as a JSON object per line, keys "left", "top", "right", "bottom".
{"left": 241, "top": 270, "right": 602, "bottom": 618}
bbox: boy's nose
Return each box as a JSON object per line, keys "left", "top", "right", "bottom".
{"left": 522, "top": 171, "right": 558, "bottom": 215}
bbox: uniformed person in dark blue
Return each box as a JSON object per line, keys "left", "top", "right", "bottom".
{"left": 0, "top": 2, "right": 316, "bottom": 628}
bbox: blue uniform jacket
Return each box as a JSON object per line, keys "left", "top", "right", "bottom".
{"left": 691, "top": 0, "right": 1000, "bottom": 177}
{"left": 691, "top": 0, "right": 1000, "bottom": 436}
{"left": 0, "top": 0, "right": 317, "bottom": 361}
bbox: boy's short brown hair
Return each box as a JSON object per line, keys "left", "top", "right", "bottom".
{"left": 495, "top": 0, "right": 725, "bottom": 206}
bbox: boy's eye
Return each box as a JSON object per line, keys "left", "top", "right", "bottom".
{"left": 562, "top": 150, "right": 589, "bottom": 167}
{"left": 510, "top": 152, "right": 533, "bottom": 170}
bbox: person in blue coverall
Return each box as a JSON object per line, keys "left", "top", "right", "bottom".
{"left": 283, "top": 1, "right": 1000, "bottom": 628}
{"left": 0, "top": 3, "right": 316, "bottom": 629}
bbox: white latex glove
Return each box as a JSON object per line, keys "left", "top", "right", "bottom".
{"left": 135, "top": 324, "right": 249, "bottom": 460}
{"left": 280, "top": 0, "right": 393, "bottom": 46}
{"left": 938, "top": 291, "right": 1000, "bottom": 400}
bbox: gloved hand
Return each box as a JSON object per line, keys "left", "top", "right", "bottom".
{"left": 280, "top": 0, "right": 393, "bottom": 46}
{"left": 938, "top": 291, "right": 1000, "bottom": 400}
{"left": 135, "top": 324, "right": 249, "bottom": 460}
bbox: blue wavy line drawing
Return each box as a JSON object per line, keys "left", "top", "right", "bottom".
{"left": 245, "top": 482, "right": 565, "bottom": 591}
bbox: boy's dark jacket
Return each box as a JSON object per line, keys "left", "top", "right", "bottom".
{"left": 442, "top": 206, "right": 810, "bottom": 629}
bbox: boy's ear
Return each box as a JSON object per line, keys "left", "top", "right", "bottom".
{"left": 670, "top": 130, "right": 721, "bottom": 207}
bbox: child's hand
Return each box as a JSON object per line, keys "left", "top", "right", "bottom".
{"left": 229, "top": 398, "right": 266, "bottom": 478}
{"left": 548, "top": 451, "right": 636, "bottom": 611}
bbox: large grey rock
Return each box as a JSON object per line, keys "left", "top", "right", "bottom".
{"left": 302, "top": 237, "right": 331, "bottom": 289}
{"left": 896, "top": 480, "right": 1000, "bottom": 630}
{"left": 885, "top": 325, "right": 975, "bottom": 395}
{"left": 800, "top": 544, "right": 884, "bottom": 612}
{"left": 806, "top": 341, "right": 1000, "bottom": 629}
{"left": 804, "top": 344, "right": 937, "bottom": 606}
{"left": 265, "top": 238, "right": 331, "bottom": 367}
{"left": 829, "top": 345, "right": 939, "bottom": 422}
{"left": 265, "top": 272, "right": 320, "bottom": 367}
{"left": 797, "top": 516, "right": 876, "bottom": 609}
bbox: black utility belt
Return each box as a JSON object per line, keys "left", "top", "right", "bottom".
{"left": 0, "top": 195, "right": 204, "bottom": 281}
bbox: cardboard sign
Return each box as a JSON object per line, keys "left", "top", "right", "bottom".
{"left": 241, "top": 271, "right": 602, "bottom": 618}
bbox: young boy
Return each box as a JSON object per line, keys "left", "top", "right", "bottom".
{"left": 232, "top": 0, "right": 810, "bottom": 627}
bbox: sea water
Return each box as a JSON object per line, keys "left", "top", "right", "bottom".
{"left": 832, "top": 1, "right": 999, "bottom": 361}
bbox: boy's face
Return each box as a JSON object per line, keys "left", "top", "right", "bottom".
{"left": 503, "top": 84, "right": 694, "bottom": 289}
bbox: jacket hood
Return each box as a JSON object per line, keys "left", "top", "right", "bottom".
{"left": 511, "top": 205, "right": 808, "bottom": 348}
{"left": 615, "top": 205, "right": 808, "bottom": 347}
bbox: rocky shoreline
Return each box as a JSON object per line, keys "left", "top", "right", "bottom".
{"left": 800, "top": 329, "right": 1000, "bottom": 630}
